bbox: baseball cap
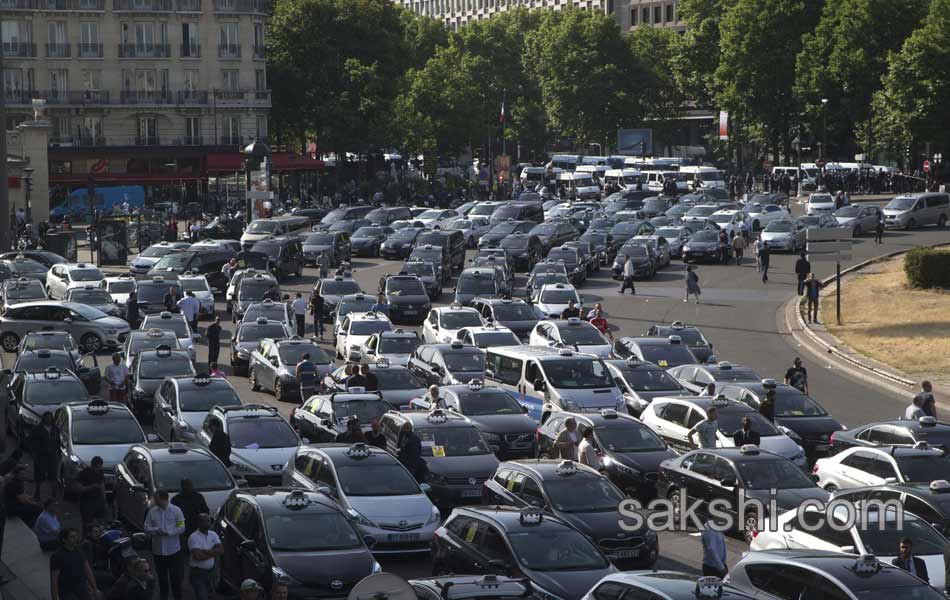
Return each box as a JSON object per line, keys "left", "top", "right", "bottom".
{"left": 241, "top": 579, "right": 262, "bottom": 591}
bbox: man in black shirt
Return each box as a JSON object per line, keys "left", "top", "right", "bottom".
{"left": 163, "top": 287, "right": 177, "bottom": 313}
{"left": 360, "top": 364, "right": 379, "bottom": 392}
{"left": 5, "top": 465, "right": 41, "bottom": 527}
{"left": 208, "top": 419, "right": 232, "bottom": 467}
{"left": 560, "top": 300, "right": 581, "bottom": 319}
{"left": 50, "top": 528, "right": 98, "bottom": 600}
{"left": 365, "top": 420, "right": 386, "bottom": 449}
{"left": 732, "top": 416, "right": 761, "bottom": 446}
{"left": 170, "top": 478, "right": 209, "bottom": 538}
{"left": 75, "top": 457, "right": 107, "bottom": 535}
{"left": 794, "top": 252, "right": 811, "bottom": 296}
{"left": 205, "top": 317, "right": 222, "bottom": 365}
{"left": 784, "top": 357, "right": 809, "bottom": 394}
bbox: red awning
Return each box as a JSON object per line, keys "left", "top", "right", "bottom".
{"left": 206, "top": 152, "right": 324, "bottom": 173}
{"left": 50, "top": 173, "right": 205, "bottom": 185}
{"left": 206, "top": 153, "right": 243, "bottom": 172}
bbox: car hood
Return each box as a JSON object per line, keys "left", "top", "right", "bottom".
{"left": 426, "top": 453, "right": 499, "bottom": 478}
{"left": 684, "top": 241, "right": 717, "bottom": 249}
{"left": 760, "top": 231, "right": 793, "bottom": 241}
{"left": 609, "top": 448, "right": 677, "bottom": 474}
{"left": 351, "top": 237, "right": 381, "bottom": 245}
{"left": 94, "top": 316, "right": 130, "bottom": 330}
{"left": 444, "top": 369, "right": 486, "bottom": 385}
{"left": 495, "top": 320, "right": 537, "bottom": 337}
{"left": 322, "top": 294, "right": 344, "bottom": 305}
{"left": 468, "top": 414, "right": 536, "bottom": 435}
{"left": 746, "top": 487, "right": 830, "bottom": 512}
{"left": 131, "top": 256, "right": 160, "bottom": 267}
{"left": 234, "top": 341, "right": 259, "bottom": 353}
{"left": 348, "top": 494, "right": 433, "bottom": 523}
{"left": 572, "top": 344, "right": 612, "bottom": 359}
{"left": 230, "top": 446, "right": 297, "bottom": 474}
{"left": 743, "top": 435, "right": 802, "bottom": 460}
{"left": 883, "top": 208, "right": 908, "bottom": 216}
{"left": 74, "top": 444, "right": 137, "bottom": 469}
{"left": 389, "top": 295, "right": 430, "bottom": 305}
{"left": 776, "top": 415, "right": 843, "bottom": 437}
{"left": 527, "top": 567, "right": 617, "bottom": 600}
{"left": 274, "top": 547, "right": 375, "bottom": 589}
{"left": 557, "top": 509, "right": 632, "bottom": 541}
{"left": 182, "top": 411, "right": 211, "bottom": 433}
{"left": 110, "top": 293, "right": 132, "bottom": 304}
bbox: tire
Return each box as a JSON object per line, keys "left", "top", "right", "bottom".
{"left": 249, "top": 369, "right": 260, "bottom": 392}
{"left": 0, "top": 332, "right": 19, "bottom": 352}
{"left": 939, "top": 215, "right": 947, "bottom": 228}
{"left": 275, "top": 379, "right": 286, "bottom": 403}
{"left": 80, "top": 333, "right": 102, "bottom": 353}
{"left": 538, "top": 452, "right": 551, "bottom": 460}
{"left": 742, "top": 511, "right": 758, "bottom": 544}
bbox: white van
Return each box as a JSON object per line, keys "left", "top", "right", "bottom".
{"left": 679, "top": 166, "right": 726, "bottom": 189}
{"left": 549, "top": 154, "right": 581, "bottom": 172}
{"left": 556, "top": 172, "right": 601, "bottom": 200}
{"left": 239, "top": 214, "right": 310, "bottom": 250}
{"left": 484, "top": 345, "right": 624, "bottom": 422}
{"left": 604, "top": 169, "right": 643, "bottom": 189}
{"left": 519, "top": 166, "right": 547, "bottom": 188}
{"left": 643, "top": 170, "right": 690, "bottom": 194}
{"left": 580, "top": 156, "right": 607, "bottom": 166}
{"left": 575, "top": 164, "right": 609, "bottom": 183}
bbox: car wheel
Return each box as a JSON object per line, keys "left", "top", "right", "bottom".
{"left": 249, "top": 369, "right": 260, "bottom": 392}
{"left": 275, "top": 380, "right": 286, "bottom": 403}
{"left": 0, "top": 332, "right": 19, "bottom": 352}
{"left": 940, "top": 215, "right": 947, "bottom": 228}
{"left": 80, "top": 333, "right": 102, "bottom": 353}
{"left": 742, "top": 511, "right": 759, "bottom": 544}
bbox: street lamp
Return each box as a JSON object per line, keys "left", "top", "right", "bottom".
{"left": 22, "top": 167, "right": 34, "bottom": 224}
{"left": 243, "top": 139, "right": 271, "bottom": 223}
{"left": 820, "top": 98, "right": 829, "bottom": 159}
{"left": 934, "top": 153, "right": 943, "bottom": 190}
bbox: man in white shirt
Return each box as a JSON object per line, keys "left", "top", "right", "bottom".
{"left": 688, "top": 407, "right": 720, "bottom": 449}
{"left": 104, "top": 352, "right": 130, "bottom": 405}
{"left": 177, "top": 291, "right": 201, "bottom": 333}
{"left": 577, "top": 428, "right": 601, "bottom": 470}
{"left": 188, "top": 513, "right": 223, "bottom": 600}
{"left": 291, "top": 291, "right": 309, "bottom": 337}
{"left": 554, "top": 418, "right": 580, "bottom": 461}
{"left": 144, "top": 490, "right": 186, "bottom": 600}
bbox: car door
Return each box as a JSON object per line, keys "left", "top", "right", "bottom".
{"left": 684, "top": 452, "right": 718, "bottom": 508}
{"left": 838, "top": 451, "right": 882, "bottom": 487}
{"left": 655, "top": 403, "right": 690, "bottom": 451}
{"left": 262, "top": 342, "right": 282, "bottom": 391}
{"left": 153, "top": 381, "right": 174, "bottom": 440}
{"left": 229, "top": 499, "right": 266, "bottom": 585}
{"left": 441, "top": 516, "right": 480, "bottom": 573}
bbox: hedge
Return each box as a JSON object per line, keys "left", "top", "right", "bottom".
{"left": 904, "top": 247, "right": 950, "bottom": 289}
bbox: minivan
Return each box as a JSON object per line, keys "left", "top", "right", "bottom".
{"left": 414, "top": 229, "right": 466, "bottom": 274}
{"left": 484, "top": 345, "right": 624, "bottom": 422}
{"left": 884, "top": 193, "right": 949, "bottom": 229}
{"left": 556, "top": 172, "right": 601, "bottom": 200}
{"left": 489, "top": 201, "right": 545, "bottom": 225}
{"left": 365, "top": 206, "right": 411, "bottom": 226}
{"left": 604, "top": 169, "right": 643, "bottom": 189}
{"left": 249, "top": 236, "right": 304, "bottom": 280}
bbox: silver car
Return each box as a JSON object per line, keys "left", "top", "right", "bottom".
{"left": 834, "top": 204, "right": 882, "bottom": 237}
{"left": 141, "top": 312, "right": 198, "bottom": 362}
{"left": 241, "top": 299, "right": 293, "bottom": 330}
{"left": 282, "top": 444, "right": 440, "bottom": 554}
{"left": 0, "top": 301, "right": 130, "bottom": 353}
{"left": 65, "top": 286, "right": 125, "bottom": 318}
{"left": 152, "top": 375, "right": 243, "bottom": 443}
{"left": 248, "top": 337, "right": 335, "bottom": 402}
{"left": 759, "top": 219, "right": 807, "bottom": 252}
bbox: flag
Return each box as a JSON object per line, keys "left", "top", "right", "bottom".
{"left": 499, "top": 94, "right": 506, "bottom": 125}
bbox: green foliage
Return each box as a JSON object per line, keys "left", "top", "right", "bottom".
{"left": 904, "top": 247, "right": 950, "bottom": 289}
{"left": 673, "top": 0, "right": 735, "bottom": 107}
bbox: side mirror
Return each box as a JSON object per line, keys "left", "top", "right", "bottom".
{"left": 301, "top": 437, "right": 310, "bottom": 445}
{"left": 533, "top": 379, "right": 546, "bottom": 392}
{"left": 420, "top": 483, "right": 432, "bottom": 493}
{"left": 146, "top": 433, "right": 160, "bottom": 443}
{"left": 808, "top": 473, "right": 820, "bottom": 483}
{"left": 484, "top": 370, "right": 495, "bottom": 380}
{"left": 719, "top": 478, "right": 736, "bottom": 488}
{"left": 521, "top": 405, "right": 529, "bottom": 414}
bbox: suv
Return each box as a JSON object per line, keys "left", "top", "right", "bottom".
{"left": 7, "top": 367, "right": 91, "bottom": 440}
{"left": 250, "top": 236, "right": 304, "bottom": 280}
{"left": 146, "top": 249, "right": 234, "bottom": 293}
{"left": 301, "top": 230, "right": 351, "bottom": 267}
{"left": 46, "top": 263, "right": 104, "bottom": 300}
{"left": 414, "top": 230, "right": 466, "bottom": 274}
{"left": 292, "top": 390, "right": 395, "bottom": 443}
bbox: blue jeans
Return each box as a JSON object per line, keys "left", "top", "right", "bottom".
{"left": 189, "top": 567, "right": 212, "bottom": 600}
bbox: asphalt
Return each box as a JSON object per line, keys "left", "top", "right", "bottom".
{"left": 2, "top": 197, "right": 948, "bottom": 597}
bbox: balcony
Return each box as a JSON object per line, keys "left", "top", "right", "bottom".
{"left": 6, "top": 89, "right": 111, "bottom": 105}
{"left": 3, "top": 89, "right": 33, "bottom": 104}
{"left": 218, "top": 43, "right": 241, "bottom": 58}
{"left": 78, "top": 43, "right": 103, "bottom": 57}
{"left": 253, "top": 44, "right": 265, "bottom": 59}
{"left": 0, "top": 0, "right": 35, "bottom": 8}
{"left": 45, "top": 43, "right": 70, "bottom": 58}
{"left": 212, "top": 0, "right": 270, "bottom": 13}
{"left": 178, "top": 90, "right": 208, "bottom": 104}
{"left": 180, "top": 43, "right": 200, "bottom": 58}
{"left": 135, "top": 136, "right": 159, "bottom": 146}
{"left": 39, "top": 0, "right": 105, "bottom": 8}
{"left": 113, "top": 0, "right": 171, "bottom": 9}
{"left": 2, "top": 42, "right": 36, "bottom": 58}
{"left": 213, "top": 89, "right": 244, "bottom": 103}
{"left": 175, "top": 0, "right": 199, "bottom": 9}
{"left": 220, "top": 136, "right": 241, "bottom": 145}
{"left": 119, "top": 90, "right": 173, "bottom": 104}
{"left": 118, "top": 43, "right": 171, "bottom": 58}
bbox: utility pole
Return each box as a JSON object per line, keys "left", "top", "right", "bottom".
{"left": 0, "top": 50, "right": 9, "bottom": 253}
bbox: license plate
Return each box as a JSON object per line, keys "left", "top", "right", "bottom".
{"left": 461, "top": 488, "right": 482, "bottom": 498}
{"left": 387, "top": 533, "right": 420, "bottom": 542}
{"left": 814, "top": 444, "right": 830, "bottom": 451}
{"left": 612, "top": 549, "right": 640, "bottom": 558}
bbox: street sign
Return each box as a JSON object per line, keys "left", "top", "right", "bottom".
{"left": 808, "top": 252, "right": 852, "bottom": 262}
{"left": 807, "top": 228, "right": 852, "bottom": 241}
{"left": 762, "top": 159, "right": 773, "bottom": 170}
{"left": 815, "top": 158, "right": 827, "bottom": 168}
{"left": 924, "top": 160, "right": 931, "bottom": 173}
{"left": 806, "top": 241, "right": 853, "bottom": 253}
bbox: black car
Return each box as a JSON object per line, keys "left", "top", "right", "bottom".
{"left": 415, "top": 230, "right": 467, "bottom": 274}
{"left": 197, "top": 217, "right": 245, "bottom": 240}
{"left": 326, "top": 219, "right": 372, "bottom": 236}
{"left": 529, "top": 221, "right": 578, "bottom": 255}
{"left": 7, "top": 367, "right": 91, "bottom": 440}
{"left": 313, "top": 276, "right": 364, "bottom": 323}
{"left": 408, "top": 342, "right": 487, "bottom": 387}
{"left": 455, "top": 268, "right": 502, "bottom": 306}
{"left": 524, "top": 271, "right": 570, "bottom": 301}
{"left": 146, "top": 249, "right": 233, "bottom": 292}
{"left": 828, "top": 416, "right": 950, "bottom": 454}
{"left": 833, "top": 481, "right": 950, "bottom": 536}
{"left": 289, "top": 207, "right": 329, "bottom": 226}
{"left": 479, "top": 220, "right": 535, "bottom": 249}
{"left": 646, "top": 322, "right": 715, "bottom": 363}
{"left": 546, "top": 247, "right": 586, "bottom": 286}
{"left": 409, "top": 244, "right": 450, "bottom": 285}
{"left": 682, "top": 230, "right": 725, "bottom": 263}
{"left": 496, "top": 234, "right": 543, "bottom": 273}
{"left": 610, "top": 245, "right": 656, "bottom": 280}
{"left": 213, "top": 488, "right": 378, "bottom": 597}
{"left": 641, "top": 196, "right": 674, "bottom": 218}
{"left": 129, "top": 346, "right": 195, "bottom": 420}
{"left": 302, "top": 231, "right": 351, "bottom": 267}
{"left": 250, "top": 236, "right": 304, "bottom": 280}
{"left": 398, "top": 260, "right": 442, "bottom": 300}
{"left": 537, "top": 410, "right": 676, "bottom": 499}
{"left": 134, "top": 276, "right": 183, "bottom": 315}
{"left": 0, "top": 250, "right": 67, "bottom": 268}
{"left": 720, "top": 381, "right": 843, "bottom": 460}
{"left": 291, "top": 391, "right": 394, "bottom": 443}
{"left": 613, "top": 336, "right": 700, "bottom": 370}
{"left": 431, "top": 506, "right": 617, "bottom": 600}
{"left": 470, "top": 297, "right": 539, "bottom": 341}
{"left": 409, "top": 383, "right": 536, "bottom": 459}
{"left": 656, "top": 446, "right": 830, "bottom": 541}
{"left": 562, "top": 240, "right": 597, "bottom": 275}
{"left": 380, "top": 228, "right": 424, "bottom": 260}
{"left": 484, "top": 460, "right": 658, "bottom": 568}
{"left": 579, "top": 232, "right": 615, "bottom": 266}
{"left": 6, "top": 348, "right": 100, "bottom": 394}
{"left": 604, "top": 192, "right": 651, "bottom": 215}
{"left": 320, "top": 205, "right": 374, "bottom": 226}
{"left": 378, "top": 409, "right": 499, "bottom": 508}
{"left": 609, "top": 221, "right": 654, "bottom": 247}
{"left": 383, "top": 274, "right": 432, "bottom": 325}
{"left": 350, "top": 226, "right": 395, "bottom": 258}
{"left": 366, "top": 206, "right": 411, "bottom": 226}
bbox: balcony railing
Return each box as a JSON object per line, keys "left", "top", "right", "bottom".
{"left": 118, "top": 43, "right": 171, "bottom": 58}
{"left": 2, "top": 42, "right": 36, "bottom": 58}
{"left": 214, "top": 89, "right": 244, "bottom": 102}
{"left": 220, "top": 136, "right": 241, "bottom": 145}
{"left": 113, "top": 0, "right": 171, "bottom": 9}
{"left": 253, "top": 44, "right": 265, "bottom": 59}
{"left": 135, "top": 135, "right": 159, "bottom": 146}
{"left": 180, "top": 43, "right": 200, "bottom": 57}
{"left": 5, "top": 88, "right": 267, "bottom": 107}
{"left": 45, "top": 43, "right": 70, "bottom": 58}
{"left": 39, "top": 0, "right": 105, "bottom": 8}
{"left": 6, "top": 89, "right": 111, "bottom": 105}
{"left": 119, "top": 90, "right": 173, "bottom": 104}
{"left": 3, "top": 89, "right": 33, "bottom": 104}
{"left": 218, "top": 43, "right": 241, "bottom": 58}
{"left": 0, "top": 0, "right": 35, "bottom": 8}
{"left": 78, "top": 43, "right": 103, "bottom": 57}
{"left": 175, "top": 0, "right": 199, "bottom": 8}
{"left": 178, "top": 90, "right": 208, "bottom": 104}
{"left": 212, "top": 0, "right": 270, "bottom": 13}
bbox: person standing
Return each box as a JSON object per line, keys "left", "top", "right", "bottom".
{"left": 700, "top": 521, "right": 727, "bottom": 578}
{"left": 50, "top": 528, "right": 98, "bottom": 600}
{"left": 758, "top": 242, "right": 770, "bottom": 283}
{"left": 125, "top": 288, "right": 140, "bottom": 330}
{"left": 187, "top": 514, "right": 223, "bottom": 600}
{"left": 317, "top": 252, "right": 330, "bottom": 279}
{"left": 803, "top": 273, "right": 822, "bottom": 324}
{"left": 425, "top": 385, "right": 447, "bottom": 410}
{"left": 206, "top": 316, "right": 221, "bottom": 365}
{"left": 365, "top": 420, "right": 386, "bottom": 449}
{"left": 688, "top": 407, "right": 719, "bottom": 449}
{"left": 589, "top": 308, "right": 612, "bottom": 341}
{"left": 106, "top": 557, "right": 154, "bottom": 600}
{"left": 295, "top": 353, "right": 317, "bottom": 400}
{"left": 875, "top": 214, "right": 885, "bottom": 244}
{"left": 163, "top": 286, "right": 177, "bottom": 313}
{"left": 731, "top": 232, "right": 747, "bottom": 266}
{"left": 360, "top": 364, "right": 379, "bottom": 392}
{"left": 170, "top": 478, "right": 209, "bottom": 540}
{"left": 619, "top": 255, "right": 636, "bottom": 295}
{"left": 759, "top": 390, "right": 777, "bottom": 422}
{"left": 105, "top": 353, "right": 130, "bottom": 406}
{"left": 732, "top": 416, "right": 761, "bottom": 446}
{"left": 554, "top": 418, "right": 580, "bottom": 460}
{"left": 685, "top": 266, "right": 701, "bottom": 303}
{"left": 29, "top": 412, "right": 60, "bottom": 501}
{"left": 291, "top": 292, "right": 308, "bottom": 336}
{"left": 718, "top": 230, "right": 730, "bottom": 264}
{"left": 560, "top": 300, "right": 581, "bottom": 319}
{"left": 577, "top": 428, "right": 601, "bottom": 470}
{"left": 893, "top": 537, "right": 929, "bottom": 583}
{"left": 208, "top": 419, "right": 232, "bottom": 468}
{"left": 795, "top": 253, "right": 811, "bottom": 296}
{"left": 144, "top": 490, "right": 186, "bottom": 600}
{"left": 397, "top": 423, "right": 427, "bottom": 483}
{"left": 784, "top": 358, "right": 809, "bottom": 394}
{"left": 915, "top": 381, "right": 936, "bottom": 418}
{"left": 309, "top": 291, "right": 324, "bottom": 338}
{"left": 74, "top": 457, "right": 107, "bottom": 536}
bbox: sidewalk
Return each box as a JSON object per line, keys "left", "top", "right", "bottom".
{"left": 0, "top": 518, "right": 49, "bottom": 600}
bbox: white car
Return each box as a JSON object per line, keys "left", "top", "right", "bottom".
{"left": 456, "top": 324, "right": 521, "bottom": 350}
{"left": 415, "top": 209, "right": 459, "bottom": 229}
{"left": 178, "top": 273, "right": 215, "bottom": 319}
{"left": 813, "top": 443, "right": 950, "bottom": 492}
{"left": 444, "top": 217, "right": 491, "bottom": 248}
{"left": 46, "top": 263, "right": 105, "bottom": 300}
{"left": 101, "top": 275, "right": 137, "bottom": 305}
{"left": 359, "top": 329, "right": 420, "bottom": 367}
{"left": 680, "top": 204, "right": 722, "bottom": 227}
{"left": 708, "top": 210, "right": 750, "bottom": 237}
{"left": 806, "top": 193, "right": 837, "bottom": 214}
{"left": 421, "top": 304, "right": 484, "bottom": 344}
{"left": 140, "top": 311, "right": 198, "bottom": 361}
{"left": 639, "top": 396, "right": 807, "bottom": 467}
{"left": 745, "top": 203, "right": 790, "bottom": 230}
{"left": 528, "top": 318, "right": 611, "bottom": 359}
{"left": 751, "top": 503, "right": 948, "bottom": 590}
{"left": 335, "top": 311, "right": 393, "bottom": 361}
{"left": 129, "top": 241, "right": 191, "bottom": 274}
{"left": 531, "top": 282, "right": 581, "bottom": 320}
{"left": 189, "top": 239, "right": 242, "bottom": 254}
{"left": 759, "top": 219, "right": 807, "bottom": 252}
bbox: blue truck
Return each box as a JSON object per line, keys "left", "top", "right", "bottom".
{"left": 51, "top": 185, "right": 146, "bottom": 220}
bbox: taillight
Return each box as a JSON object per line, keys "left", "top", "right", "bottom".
{"left": 829, "top": 432, "right": 836, "bottom": 446}
{"left": 812, "top": 463, "right": 819, "bottom": 474}
{"left": 751, "top": 530, "right": 759, "bottom": 539}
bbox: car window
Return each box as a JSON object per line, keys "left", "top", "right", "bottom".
{"left": 867, "top": 427, "right": 903, "bottom": 445}
{"left": 477, "top": 525, "right": 511, "bottom": 561}
{"left": 660, "top": 403, "right": 689, "bottom": 426}
{"left": 744, "top": 564, "right": 817, "bottom": 600}
{"left": 689, "top": 453, "right": 717, "bottom": 478}
{"left": 904, "top": 496, "right": 943, "bottom": 526}
{"left": 686, "top": 409, "right": 704, "bottom": 428}
{"left": 233, "top": 500, "right": 259, "bottom": 540}
{"left": 519, "top": 477, "right": 545, "bottom": 508}
{"left": 798, "top": 510, "right": 855, "bottom": 548}
{"left": 866, "top": 455, "right": 898, "bottom": 479}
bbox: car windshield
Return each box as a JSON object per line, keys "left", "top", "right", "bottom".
{"left": 70, "top": 268, "right": 102, "bottom": 281}
{"left": 835, "top": 205, "right": 862, "bottom": 217}
{"left": 661, "top": 328, "right": 707, "bottom": 348}
{"left": 855, "top": 514, "right": 946, "bottom": 555}
{"left": 531, "top": 274, "right": 569, "bottom": 290}
{"left": 152, "top": 254, "right": 193, "bottom": 270}
{"left": 542, "top": 358, "right": 613, "bottom": 389}
{"left": 797, "top": 216, "right": 821, "bottom": 226}
{"left": 618, "top": 246, "right": 648, "bottom": 259}
{"left": 456, "top": 390, "right": 521, "bottom": 415}
{"left": 265, "top": 513, "right": 362, "bottom": 551}
{"left": 458, "top": 276, "right": 497, "bottom": 295}
{"left": 418, "top": 210, "right": 447, "bottom": 220}
{"left": 389, "top": 229, "right": 419, "bottom": 242}
{"left": 440, "top": 312, "right": 482, "bottom": 329}
{"left": 246, "top": 221, "right": 277, "bottom": 234}
{"left": 765, "top": 221, "right": 794, "bottom": 232}
{"left": 417, "top": 427, "right": 491, "bottom": 456}
{"left": 596, "top": 425, "right": 666, "bottom": 452}
{"left": 108, "top": 280, "right": 136, "bottom": 293}
{"left": 773, "top": 390, "right": 827, "bottom": 417}
{"left": 238, "top": 324, "right": 287, "bottom": 341}
{"left": 492, "top": 222, "right": 524, "bottom": 235}
{"left": 469, "top": 205, "right": 497, "bottom": 217}
{"left": 637, "top": 345, "right": 697, "bottom": 368}
{"left": 492, "top": 206, "right": 526, "bottom": 220}
{"left": 71, "top": 416, "right": 144, "bottom": 444}
{"left": 351, "top": 320, "right": 392, "bottom": 336}
{"left": 445, "top": 219, "right": 471, "bottom": 230}
{"left": 611, "top": 223, "right": 641, "bottom": 235}
{"left": 886, "top": 196, "right": 917, "bottom": 210}
{"left": 539, "top": 290, "right": 578, "bottom": 304}
{"left": 442, "top": 351, "right": 486, "bottom": 372}
{"left": 500, "top": 237, "right": 529, "bottom": 250}
{"left": 336, "top": 464, "right": 419, "bottom": 496}
{"left": 154, "top": 459, "right": 233, "bottom": 492}
{"left": 128, "top": 335, "right": 177, "bottom": 354}
{"left": 690, "top": 231, "right": 718, "bottom": 243}
{"left": 387, "top": 279, "right": 426, "bottom": 296}
{"left": 321, "top": 280, "right": 362, "bottom": 296}
{"left": 25, "top": 379, "right": 87, "bottom": 405}
{"left": 715, "top": 411, "right": 779, "bottom": 436}
{"left": 238, "top": 280, "right": 275, "bottom": 300}
{"left": 338, "top": 298, "right": 375, "bottom": 317}
{"left": 530, "top": 224, "right": 558, "bottom": 236}
{"left": 400, "top": 264, "right": 434, "bottom": 279}
{"left": 810, "top": 194, "right": 834, "bottom": 204}
{"left": 655, "top": 228, "right": 683, "bottom": 239}
{"left": 737, "top": 460, "right": 816, "bottom": 490}
{"left": 367, "top": 368, "right": 421, "bottom": 390}
{"left": 507, "top": 528, "right": 608, "bottom": 571}
{"left": 855, "top": 586, "right": 946, "bottom": 600}
{"left": 548, "top": 250, "right": 578, "bottom": 264}
{"left": 559, "top": 324, "right": 606, "bottom": 346}
{"left": 6, "top": 285, "right": 44, "bottom": 300}
{"left": 68, "top": 289, "right": 113, "bottom": 304}
{"left": 710, "top": 213, "right": 734, "bottom": 224}
{"left": 279, "top": 344, "right": 331, "bottom": 365}
{"left": 138, "top": 284, "right": 181, "bottom": 304}
{"left": 713, "top": 368, "right": 759, "bottom": 382}
{"left": 644, "top": 199, "right": 668, "bottom": 211}
{"left": 333, "top": 399, "right": 393, "bottom": 422}
{"left": 23, "top": 334, "right": 72, "bottom": 352}
{"left": 411, "top": 249, "right": 442, "bottom": 263}
{"left": 618, "top": 367, "right": 682, "bottom": 391}
{"left": 179, "top": 387, "right": 242, "bottom": 412}
{"left": 141, "top": 246, "right": 180, "bottom": 258}
{"left": 353, "top": 227, "right": 385, "bottom": 238}
{"left": 304, "top": 233, "right": 335, "bottom": 245}
{"left": 378, "top": 337, "right": 419, "bottom": 354}
{"left": 896, "top": 456, "right": 950, "bottom": 483}
{"left": 244, "top": 305, "right": 287, "bottom": 323}
{"left": 472, "top": 331, "right": 519, "bottom": 347}
{"left": 139, "top": 355, "right": 195, "bottom": 379}
{"left": 228, "top": 418, "right": 298, "bottom": 449}
{"left": 687, "top": 207, "right": 717, "bottom": 217}
{"left": 17, "top": 354, "right": 73, "bottom": 373}
{"left": 10, "top": 259, "right": 46, "bottom": 274}
{"left": 145, "top": 318, "right": 189, "bottom": 338}
{"left": 546, "top": 476, "right": 625, "bottom": 513}
{"left": 492, "top": 304, "right": 536, "bottom": 321}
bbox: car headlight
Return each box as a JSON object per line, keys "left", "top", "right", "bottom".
{"left": 347, "top": 508, "right": 375, "bottom": 527}
{"left": 428, "top": 472, "right": 447, "bottom": 485}
{"left": 230, "top": 459, "right": 257, "bottom": 474}
{"left": 425, "top": 506, "right": 441, "bottom": 525}
{"left": 105, "top": 329, "right": 117, "bottom": 335}
{"left": 481, "top": 432, "right": 501, "bottom": 444}
{"left": 19, "top": 408, "right": 41, "bottom": 425}
{"left": 272, "top": 567, "right": 302, "bottom": 587}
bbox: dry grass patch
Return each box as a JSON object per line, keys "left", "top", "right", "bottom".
{"left": 823, "top": 256, "right": 950, "bottom": 375}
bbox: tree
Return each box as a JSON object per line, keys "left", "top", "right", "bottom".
{"left": 629, "top": 25, "right": 683, "bottom": 155}
{"left": 795, "top": 0, "right": 928, "bottom": 159}
{"left": 673, "top": 0, "right": 736, "bottom": 108}
{"left": 398, "top": 9, "right": 450, "bottom": 71}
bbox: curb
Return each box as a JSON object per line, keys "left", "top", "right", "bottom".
{"left": 785, "top": 241, "right": 950, "bottom": 392}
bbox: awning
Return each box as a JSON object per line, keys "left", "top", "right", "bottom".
{"left": 206, "top": 153, "right": 243, "bottom": 172}
{"left": 206, "top": 152, "right": 324, "bottom": 172}
{"left": 50, "top": 173, "right": 205, "bottom": 185}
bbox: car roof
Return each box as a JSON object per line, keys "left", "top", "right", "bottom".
{"left": 22, "top": 368, "right": 82, "bottom": 383}
{"left": 453, "top": 505, "right": 573, "bottom": 534}
{"left": 598, "top": 572, "right": 756, "bottom": 600}
{"left": 660, "top": 396, "right": 752, "bottom": 413}
{"left": 347, "top": 311, "right": 392, "bottom": 322}
{"left": 314, "top": 443, "right": 398, "bottom": 466}
{"left": 65, "top": 400, "right": 136, "bottom": 421}
{"left": 432, "top": 305, "right": 480, "bottom": 314}
{"left": 738, "top": 550, "right": 929, "bottom": 590}
{"left": 231, "top": 487, "right": 340, "bottom": 513}
{"left": 503, "top": 458, "right": 604, "bottom": 480}
{"left": 385, "top": 409, "right": 476, "bottom": 428}
{"left": 137, "top": 442, "right": 219, "bottom": 462}
{"left": 681, "top": 447, "right": 785, "bottom": 462}
{"left": 538, "top": 283, "right": 577, "bottom": 292}
{"left": 214, "top": 403, "right": 282, "bottom": 419}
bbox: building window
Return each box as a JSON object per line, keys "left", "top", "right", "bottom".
{"left": 184, "top": 69, "right": 199, "bottom": 92}
{"left": 630, "top": 8, "right": 637, "bottom": 25}
{"left": 181, "top": 22, "right": 199, "bottom": 57}
{"left": 665, "top": 3, "right": 673, "bottom": 22}
{"left": 52, "top": 117, "right": 70, "bottom": 142}
{"left": 253, "top": 22, "right": 264, "bottom": 57}
{"left": 77, "top": 116, "right": 102, "bottom": 144}
{"left": 135, "top": 69, "right": 156, "bottom": 92}
{"left": 81, "top": 70, "right": 101, "bottom": 91}
{"left": 641, "top": 7, "right": 649, "bottom": 23}
{"left": 137, "top": 116, "right": 157, "bottom": 144}
{"left": 654, "top": 5, "right": 661, "bottom": 23}
{"left": 255, "top": 69, "right": 266, "bottom": 90}
{"left": 222, "top": 116, "right": 240, "bottom": 144}
{"left": 2, "top": 20, "right": 33, "bottom": 57}
{"left": 49, "top": 69, "right": 67, "bottom": 99}
{"left": 221, "top": 69, "right": 239, "bottom": 91}
{"left": 256, "top": 115, "right": 267, "bottom": 140}
{"left": 185, "top": 116, "right": 201, "bottom": 144}
{"left": 79, "top": 22, "right": 100, "bottom": 57}
{"left": 219, "top": 22, "right": 240, "bottom": 58}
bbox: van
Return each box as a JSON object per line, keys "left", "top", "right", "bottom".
{"left": 549, "top": 154, "right": 580, "bottom": 171}
{"left": 239, "top": 215, "right": 310, "bottom": 250}
{"left": 414, "top": 229, "right": 466, "bottom": 273}
{"left": 519, "top": 167, "right": 547, "bottom": 189}
{"left": 604, "top": 169, "right": 644, "bottom": 190}
{"left": 556, "top": 172, "right": 601, "bottom": 200}
{"left": 575, "top": 164, "right": 609, "bottom": 183}
{"left": 489, "top": 201, "right": 545, "bottom": 226}
{"left": 484, "top": 346, "right": 624, "bottom": 422}
{"left": 643, "top": 171, "right": 690, "bottom": 193}
{"left": 884, "top": 193, "right": 950, "bottom": 229}
{"left": 365, "top": 206, "right": 411, "bottom": 226}
{"left": 580, "top": 156, "right": 607, "bottom": 166}
{"left": 679, "top": 166, "right": 726, "bottom": 189}
{"left": 249, "top": 236, "right": 304, "bottom": 280}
